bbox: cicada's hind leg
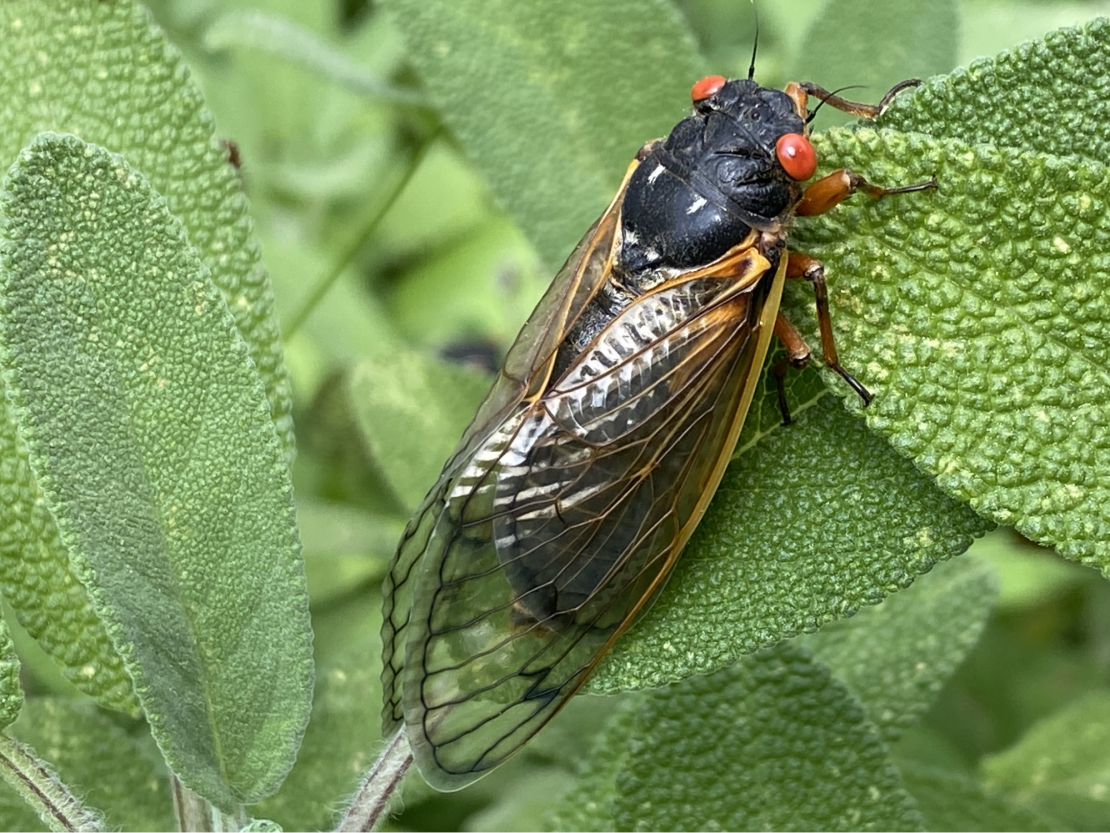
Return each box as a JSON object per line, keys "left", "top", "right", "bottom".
{"left": 770, "top": 311, "right": 812, "bottom": 426}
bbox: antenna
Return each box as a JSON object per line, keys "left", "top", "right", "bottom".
{"left": 748, "top": 0, "right": 759, "bottom": 80}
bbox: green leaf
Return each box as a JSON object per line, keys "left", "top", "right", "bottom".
{"left": 550, "top": 645, "right": 923, "bottom": 831}
{"left": 791, "top": 124, "right": 1110, "bottom": 571}
{"left": 588, "top": 395, "right": 989, "bottom": 692}
{"left": 897, "top": 758, "right": 1057, "bottom": 832}
{"left": 349, "top": 350, "right": 491, "bottom": 510}
{"left": 254, "top": 637, "right": 381, "bottom": 832}
{"left": 0, "top": 0, "right": 295, "bottom": 461}
{"left": 0, "top": 0, "right": 295, "bottom": 712}
{"left": 805, "top": 555, "right": 998, "bottom": 744}
{"left": 0, "top": 617, "right": 22, "bottom": 730}
{"left": 0, "top": 134, "right": 311, "bottom": 808}
{"left": 969, "top": 528, "right": 1085, "bottom": 611}
{"left": 794, "top": 0, "right": 959, "bottom": 114}
{"left": 0, "top": 699, "right": 173, "bottom": 832}
{"left": 203, "top": 9, "right": 424, "bottom": 105}
{"left": 982, "top": 692, "right": 1110, "bottom": 830}
{"left": 880, "top": 18, "right": 1110, "bottom": 162}
{"left": 381, "top": 0, "right": 706, "bottom": 269}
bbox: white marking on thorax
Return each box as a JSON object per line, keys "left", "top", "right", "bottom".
{"left": 686, "top": 196, "right": 707, "bottom": 214}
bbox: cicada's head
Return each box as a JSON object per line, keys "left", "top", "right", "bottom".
{"left": 679, "top": 75, "right": 816, "bottom": 223}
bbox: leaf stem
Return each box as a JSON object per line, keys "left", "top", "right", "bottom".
{"left": 335, "top": 728, "right": 413, "bottom": 832}
{"left": 171, "top": 776, "right": 247, "bottom": 832}
{"left": 0, "top": 734, "right": 103, "bottom": 832}
{"left": 282, "top": 131, "right": 440, "bottom": 340}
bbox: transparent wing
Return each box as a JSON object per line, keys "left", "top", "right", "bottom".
{"left": 381, "top": 173, "right": 629, "bottom": 735}
{"left": 392, "top": 244, "right": 785, "bottom": 790}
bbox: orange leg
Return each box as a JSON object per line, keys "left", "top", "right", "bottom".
{"left": 771, "top": 312, "right": 813, "bottom": 425}
{"left": 773, "top": 77, "right": 935, "bottom": 421}
{"left": 784, "top": 252, "right": 872, "bottom": 408}
{"left": 797, "top": 169, "right": 937, "bottom": 217}
{"left": 783, "top": 78, "right": 921, "bottom": 122}
{"left": 799, "top": 79, "right": 922, "bottom": 119}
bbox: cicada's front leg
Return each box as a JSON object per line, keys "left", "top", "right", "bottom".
{"left": 789, "top": 79, "right": 923, "bottom": 120}
{"left": 782, "top": 76, "right": 937, "bottom": 215}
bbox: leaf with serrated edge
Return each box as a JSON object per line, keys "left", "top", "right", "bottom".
{"left": 791, "top": 126, "right": 1110, "bottom": 572}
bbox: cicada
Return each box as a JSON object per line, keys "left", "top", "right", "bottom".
{"left": 381, "top": 68, "right": 934, "bottom": 790}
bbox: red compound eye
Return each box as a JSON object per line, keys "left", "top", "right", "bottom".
{"left": 775, "top": 133, "right": 817, "bottom": 181}
{"left": 691, "top": 75, "right": 726, "bottom": 103}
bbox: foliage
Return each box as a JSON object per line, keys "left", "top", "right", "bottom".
{"left": 0, "top": 0, "right": 1104, "bottom": 830}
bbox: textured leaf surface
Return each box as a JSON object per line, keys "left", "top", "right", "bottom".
{"left": 0, "top": 617, "right": 21, "bottom": 731}
{"left": 0, "top": 134, "right": 311, "bottom": 808}
{"left": 0, "top": 617, "right": 19, "bottom": 733}
{"left": 589, "top": 395, "right": 989, "bottom": 692}
{"left": 982, "top": 692, "right": 1110, "bottom": 830}
{"left": 0, "top": 0, "right": 294, "bottom": 711}
{"left": 879, "top": 18, "right": 1110, "bottom": 162}
{"left": 380, "top": 0, "right": 705, "bottom": 268}
{"left": 549, "top": 645, "right": 923, "bottom": 831}
{"left": 792, "top": 125, "right": 1110, "bottom": 571}
{"left": 805, "top": 555, "right": 998, "bottom": 744}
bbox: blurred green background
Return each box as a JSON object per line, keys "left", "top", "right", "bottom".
{"left": 18, "top": 0, "right": 1102, "bottom": 829}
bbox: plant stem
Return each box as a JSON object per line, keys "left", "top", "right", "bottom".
{"left": 171, "top": 776, "right": 246, "bottom": 832}
{"left": 0, "top": 734, "right": 103, "bottom": 832}
{"left": 282, "top": 131, "right": 440, "bottom": 341}
{"left": 335, "top": 728, "right": 413, "bottom": 832}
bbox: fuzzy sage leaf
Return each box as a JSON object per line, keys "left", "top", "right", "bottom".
{"left": 0, "top": 0, "right": 296, "bottom": 714}
{"left": 0, "top": 134, "right": 311, "bottom": 810}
